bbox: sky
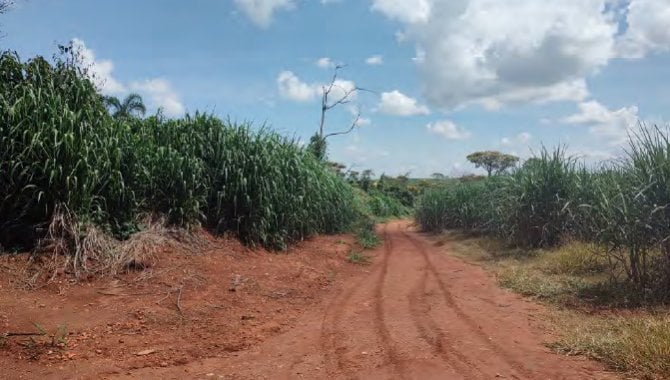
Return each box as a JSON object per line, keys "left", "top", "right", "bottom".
{"left": 2, "top": 0, "right": 670, "bottom": 177}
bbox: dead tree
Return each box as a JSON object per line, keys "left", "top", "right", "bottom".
{"left": 318, "top": 65, "right": 363, "bottom": 140}
{"left": 310, "top": 65, "right": 369, "bottom": 160}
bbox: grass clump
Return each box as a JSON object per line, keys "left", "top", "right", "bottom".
{"left": 356, "top": 225, "right": 381, "bottom": 250}
{"left": 347, "top": 251, "right": 370, "bottom": 265}
{"left": 553, "top": 313, "right": 670, "bottom": 379}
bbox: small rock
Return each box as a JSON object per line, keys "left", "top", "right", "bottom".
{"left": 135, "top": 349, "right": 156, "bottom": 356}
{"left": 160, "top": 362, "right": 168, "bottom": 367}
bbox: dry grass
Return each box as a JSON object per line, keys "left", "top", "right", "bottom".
{"left": 27, "top": 209, "right": 211, "bottom": 284}
{"left": 552, "top": 312, "right": 670, "bottom": 379}
{"left": 437, "top": 231, "right": 670, "bottom": 379}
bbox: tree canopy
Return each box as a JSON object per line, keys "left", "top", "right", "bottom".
{"left": 466, "top": 151, "right": 519, "bottom": 177}
{"left": 103, "top": 93, "right": 146, "bottom": 119}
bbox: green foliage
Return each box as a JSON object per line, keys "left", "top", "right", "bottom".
{"left": 0, "top": 50, "right": 135, "bottom": 245}
{"left": 347, "top": 251, "right": 370, "bottom": 265}
{"left": 0, "top": 50, "right": 360, "bottom": 253}
{"left": 466, "top": 151, "right": 519, "bottom": 177}
{"left": 500, "top": 147, "right": 580, "bottom": 247}
{"left": 103, "top": 93, "right": 146, "bottom": 119}
{"left": 307, "top": 133, "right": 327, "bottom": 161}
{"left": 356, "top": 222, "right": 381, "bottom": 249}
{"left": 366, "top": 191, "right": 410, "bottom": 219}
{"left": 416, "top": 131, "right": 670, "bottom": 298}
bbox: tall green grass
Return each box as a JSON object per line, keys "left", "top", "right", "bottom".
{"left": 0, "top": 51, "right": 360, "bottom": 257}
{"left": 416, "top": 129, "right": 670, "bottom": 298}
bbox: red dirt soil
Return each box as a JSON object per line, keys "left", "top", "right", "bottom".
{"left": 1, "top": 221, "right": 617, "bottom": 379}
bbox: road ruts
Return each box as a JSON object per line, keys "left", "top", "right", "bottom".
{"left": 116, "top": 221, "right": 617, "bottom": 380}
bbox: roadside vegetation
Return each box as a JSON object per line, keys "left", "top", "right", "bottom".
{"left": 419, "top": 132, "right": 670, "bottom": 379}
{"left": 0, "top": 47, "right": 404, "bottom": 276}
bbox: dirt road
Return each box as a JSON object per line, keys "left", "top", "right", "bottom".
{"left": 123, "top": 221, "right": 613, "bottom": 379}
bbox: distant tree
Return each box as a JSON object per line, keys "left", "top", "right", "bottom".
{"left": 360, "top": 169, "right": 374, "bottom": 192}
{"left": 466, "top": 151, "right": 519, "bottom": 177}
{"left": 397, "top": 172, "right": 411, "bottom": 184}
{"left": 103, "top": 93, "right": 146, "bottom": 119}
{"left": 431, "top": 172, "right": 446, "bottom": 180}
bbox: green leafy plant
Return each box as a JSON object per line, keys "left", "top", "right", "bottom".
{"left": 347, "top": 251, "right": 370, "bottom": 265}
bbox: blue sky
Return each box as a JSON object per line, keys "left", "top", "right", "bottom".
{"left": 2, "top": 0, "right": 670, "bottom": 177}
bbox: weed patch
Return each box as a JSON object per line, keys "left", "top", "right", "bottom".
{"left": 552, "top": 313, "right": 670, "bottom": 379}
{"left": 347, "top": 251, "right": 370, "bottom": 265}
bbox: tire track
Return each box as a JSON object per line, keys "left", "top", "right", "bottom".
{"left": 402, "top": 226, "right": 533, "bottom": 379}
{"left": 319, "top": 278, "right": 364, "bottom": 378}
{"left": 404, "top": 227, "right": 486, "bottom": 379}
{"left": 319, "top": 257, "right": 382, "bottom": 377}
{"left": 372, "top": 222, "right": 409, "bottom": 379}
{"left": 319, "top": 223, "right": 403, "bottom": 379}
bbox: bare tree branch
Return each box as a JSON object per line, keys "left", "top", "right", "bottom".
{"left": 318, "top": 64, "right": 372, "bottom": 141}
{"left": 324, "top": 109, "right": 361, "bottom": 139}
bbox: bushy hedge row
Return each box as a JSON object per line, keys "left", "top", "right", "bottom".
{"left": 0, "top": 52, "right": 359, "bottom": 251}
{"left": 416, "top": 134, "right": 670, "bottom": 295}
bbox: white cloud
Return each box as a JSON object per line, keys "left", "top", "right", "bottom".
{"left": 316, "top": 57, "right": 336, "bottom": 69}
{"left": 567, "top": 148, "right": 616, "bottom": 162}
{"left": 426, "top": 120, "right": 471, "bottom": 140}
{"left": 374, "top": 1, "right": 665, "bottom": 110}
{"left": 378, "top": 90, "right": 430, "bottom": 116}
{"left": 277, "top": 71, "right": 320, "bottom": 102}
{"left": 617, "top": 0, "right": 670, "bottom": 58}
{"left": 356, "top": 117, "right": 372, "bottom": 126}
{"left": 234, "top": 0, "right": 294, "bottom": 28}
{"left": 365, "top": 55, "right": 384, "bottom": 65}
{"left": 277, "top": 71, "right": 357, "bottom": 103}
{"left": 561, "top": 100, "right": 639, "bottom": 145}
{"left": 72, "top": 38, "right": 184, "bottom": 117}
{"left": 130, "top": 79, "right": 185, "bottom": 117}
{"left": 342, "top": 144, "right": 390, "bottom": 164}
{"left": 328, "top": 78, "right": 358, "bottom": 101}
{"left": 371, "top": 0, "right": 432, "bottom": 24}
{"left": 518, "top": 132, "right": 532, "bottom": 144}
{"left": 371, "top": 0, "right": 670, "bottom": 111}
{"left": 71, "top": 38, "right": 125, "bottom": 95}
{"left": 501, "top": 132, "right": 532, "bottom": 146}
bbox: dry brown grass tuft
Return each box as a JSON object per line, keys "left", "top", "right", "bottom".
{"left": 552, "top": 312, "right": 670, "bottom": 379}
{"left": 27, "top": 207, "right": 211, "bottom": 283}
